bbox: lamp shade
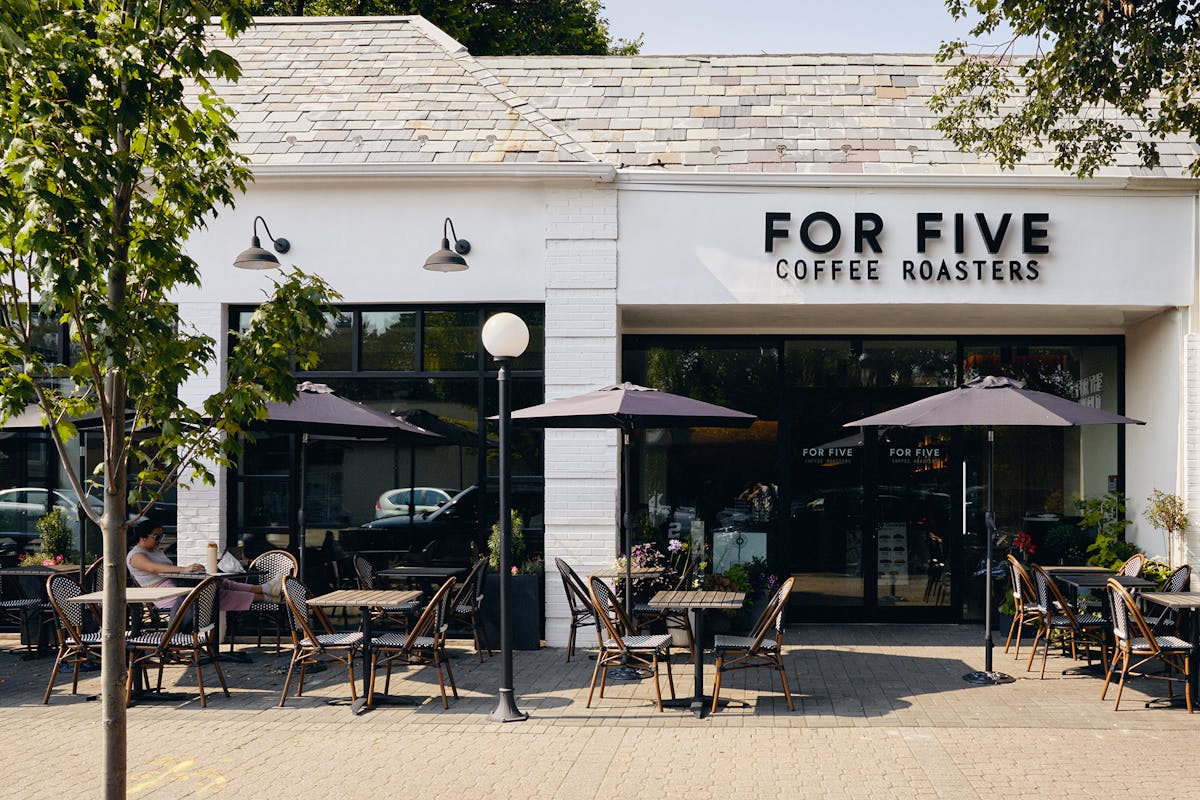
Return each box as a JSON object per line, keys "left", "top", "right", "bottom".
{"left": 233, "top": 240, "right": 282, "bottom": 270}
{"left": 482, "top": 313, "right": 529, "bottom": 359}
{"left": 423, "top": 239, "right": 470, "bottom": 272}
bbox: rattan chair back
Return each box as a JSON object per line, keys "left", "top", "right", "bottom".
{"left": 1031, "top": 563, "right": 1082, "bottom": 628}
{"left": 450, "top": 557, "right": 486, "bottom": 612}
{"left": 588, "top": 576, "right": 631, "bottom": 648}
{"left": 160, "top": 576, "right": 221, "bottom": 644}
{"left": 1160, "top": 564, "right": 1191, "bottom": 592}
{"left": 1006, "top": 555, "right": 1036, "bottom": 606}
{"left": 404, "top": 576, "right": 456, "bottom": 651}
{"left": 83, "top": 556, "right": 104, "bottom": 594}
{"left": 1117, "top": 553, "right": 1145, "bottom": 577}
{"left": 352, "top": 554, "right": 377, "bottom": 590}
{"left": 251, "top": 549, "right": 298, "bottom": 584}
{"left": 555, "top": 558, "right": 593, "bottom": 617}
{"left": 750, "top": 577, "right": 795, "bottom": 645}
{"left": 45, "top": 574, "right": 87, "bottom": 643}
{"left": 282, "top": 576, "right": 329, "bottom": 644}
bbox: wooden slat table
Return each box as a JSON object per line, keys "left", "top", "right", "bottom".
{"left": 307, "top": 588, "right": 423, "bottom": 713}
{"left": 589, "top": 566, "right": 662, "bottom": 579}
{"left": 71, "top": 586, "right": 191, "bottom": 605}
{"left": 650, "top": 589, "right": 745, "bottom": 718}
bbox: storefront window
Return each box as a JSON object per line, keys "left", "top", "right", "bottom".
{"left": 229, "top": 304, "right": 545, "bottom": 589}
{"left": 361, "top": 311, "right": 416, "bottom": 371}
{"left": 626, "top": 334, "right": 1123, "bottom": 623}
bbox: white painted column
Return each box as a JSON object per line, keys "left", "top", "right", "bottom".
{"left": 542, "top": 185, "right": 620, "bottom": 646}
{"left": 174, "top": 301, "right": 228, "bottom": 566}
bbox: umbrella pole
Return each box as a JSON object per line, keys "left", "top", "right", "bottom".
{"left": 964, "top": 427, "right": 1013, "bottom": 685}
{"left": 623, "top": 426, "right": 634, "bottom": 622}
{"left": 297, "top": 433, "right": 307, "bottom": 583}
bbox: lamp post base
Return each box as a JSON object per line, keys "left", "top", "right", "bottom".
{"left": 489, "top": 689, "right": 528, "bottom": 723}
{"left": 962, "top": 670, "right": 1015, "bottom": 685}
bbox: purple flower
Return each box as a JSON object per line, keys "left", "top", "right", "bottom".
{"left": 667, "top": 539, "right": 684, "bottom": 553}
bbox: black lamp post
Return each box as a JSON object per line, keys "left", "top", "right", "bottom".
{"left": 482, "top": 312, "right": 529, "bottom": 723}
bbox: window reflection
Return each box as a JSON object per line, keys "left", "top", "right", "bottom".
{"left": 361, "top": 311, "right": 416, "bottom": 371}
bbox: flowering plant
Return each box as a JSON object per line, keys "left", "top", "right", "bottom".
{"left": 1012, "top": 530, "right": 1036, "bottom": 561}
{"left": 614, "top": 542, "right": 672, "bottom": 603}
{"left": 18, "top": 508, "right": 77, "bottom": 567}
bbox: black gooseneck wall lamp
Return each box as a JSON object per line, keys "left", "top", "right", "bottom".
{"left": 422, "top": 217, "right": 471, "bottom": 272}
{"left": 233, "top": 215, "right": 291, "bottom": 270}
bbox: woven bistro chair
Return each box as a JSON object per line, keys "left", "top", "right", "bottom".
{"left": 352, "top": 554, "right": 422, "bottom": 632}
{"left": 1117, "top": 553, "right": 1146, "bottom": 577}
{"left": 42, "top": 573, "right": 106, "bottom": 703}
{"left": 1027, "top": 563, "right": 1109, "bottom": 679}
{"left": 449, "top": 557, "right": 491, "bottom": 662}
{"left": 0, "top": 572, "right": 43, "bottom": 656}
{"left": 554, "top": 558, "right": 599, "bottom": 662}
{"left": 711, "top": 576, "right": 796, "bottom": 714}
{"left": 235, "top": 549, "right": 298, "bottom": 653}
{"left": 1004, "top": 555, "right": 1043, "bottom": 659}
{"left": 1101, "top": 577, "right": 1193, "bottom": 713}
{"left": 279, "top": 576, "right": 364, "bottom": 707}
{"left": 125, "top": 576, "right": 229, "bottom": 708}
{"left": 1149, "top": 564, "right": 1192, "bottom": 635}
{"left": 633, "top": 559, "right": 699, "bottom": 657}
{"left": 368, "top": 576, "right": 458, "bottom": 709}
{"left": 586, "top": 576, "right": 674, "bottom": 711}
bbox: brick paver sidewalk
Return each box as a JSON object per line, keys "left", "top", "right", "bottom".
{"left": 1, "top": 624, "right": 1196, "bottom": 799}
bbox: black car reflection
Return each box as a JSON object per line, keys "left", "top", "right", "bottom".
{"left": 344, "top": 483, "right": 543, "bottom": 566}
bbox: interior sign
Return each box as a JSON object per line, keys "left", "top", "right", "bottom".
{"left": 765, "top": 211, "right": 1049, "bottom": 283}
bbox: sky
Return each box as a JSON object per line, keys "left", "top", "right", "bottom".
{"left": 600, "top": 1, "right": 1010, "bottom": 55}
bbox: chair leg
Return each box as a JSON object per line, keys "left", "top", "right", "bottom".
{"left": 444, "top": 655, "right": 458, "bottom": 698}
{"left": 711, "top": 655, "right": 723, "bottom": 715}
{"left": 651, "top": 655, "right": 663, "bottom": 711}
{"left": 210, "top": 651, "right": 230, "bottom": 697}
{"left": 1100, "top": 649, "right": 1120, "bottom": 700}
{"left": 347, "top": 655, "right": 357, "bottom": 703}
{"left": 1113, "top": 653, "right": 1131, "bottom": 711}
{"left": 1004, "top": 609, "right": 1019, "bottom": 653}
{"left": 566, "top": 623, "right": 576, "bottom": 662}
{"left": 43, "top": 650, "right": 64, "bottom": 704}
{"left": 586, "top": 653, "right": 604, "bottom": 708}
{"left": 777, "top": 658, "right": 795, "bottom": 711}
{"left": 194, "top": 652, "right": 208, "bottom": 708}
{"left": 1026, "top": 624, "right": 1043, "bottom": 673}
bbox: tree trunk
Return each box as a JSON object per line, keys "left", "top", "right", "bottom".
{"left": 100, "top": 510, "right": 128, "bottom": 799}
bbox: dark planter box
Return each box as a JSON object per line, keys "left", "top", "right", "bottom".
{"left": 482, "top": 573, "right": 543, "bottom": 650}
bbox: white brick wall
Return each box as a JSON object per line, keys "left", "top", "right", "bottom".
{"left": 1183, "top": 333, "right": 1200, "bottom": 586}
{"left": 175, "top": 302, "right": 228, "bottom": 565}
{"left": 543, "top": 186, "right": 620, "bottom": 645}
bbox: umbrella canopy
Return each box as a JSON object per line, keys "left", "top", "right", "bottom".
{"left": 509, "top": 382, "right": 755, "bottom": 620}
{"left": 255, "top": 382, "right": 441, "bottom": 441}
{"left": 843, "top": 375, "right": 1144, "bottom": 428}
{"left": 510, "top": 382, "right": 757, "bottom": 430}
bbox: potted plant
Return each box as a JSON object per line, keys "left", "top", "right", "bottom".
{"left": 482, "top": 510, "right": 543, "bottom": 649}
{"left": 18, "top": 507, "right": 77, "bottom": 567}
{"left": 1078, "top": 492, "right": 1139, "bottom": 568}
{"left": 1143, "top": 488, "right": 1188, "bottom": 566}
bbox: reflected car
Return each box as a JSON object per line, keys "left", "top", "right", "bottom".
{"left": 0, "top": 487, "right": 103, "bottom": 552}
{"left": 373, "top": 487, "right": 455, "bottom": 519}
{"left": 350, "top": 483, "right": 543, "bottom": 565}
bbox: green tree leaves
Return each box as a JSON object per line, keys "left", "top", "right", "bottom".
{"left": 932, "top": 1, "right": 1200, "bottom": 176}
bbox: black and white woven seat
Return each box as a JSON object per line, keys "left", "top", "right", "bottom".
{"left": 1102, "top": 577, "right": 1193, "bottom": 713}
{"left": 0, "top": 578, "right": 43, "bottom": 654}
{"left": 1027, "top": 563, "right": 1109, "bottom": 679}
{"left": 42, "top": 573, "right": 109, "bottom": 703}
{"left": 297, "top": 630, "right": 365, "bottom": 649}
{"left": 279, "top": 576, "right": 363, "bottom": 707}
{"left": 448, "top": 557, "right": 490, "bottom": 661}
{"left": 125, "top": 576, "right": 229, "bottom": 707}
{"left": 586, "top": 576, "right": 674, "bottom": 711}
{"left": 711, "top": 576, "right": 795, "bottom": 714}
{"left": 368, "top": 577, "right": 458, "bottom": 709}
{"left": 554, "top": 558, "right": 599, "bottom": 662}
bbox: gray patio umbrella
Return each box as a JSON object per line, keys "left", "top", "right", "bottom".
{"left": 844, "top": 374, "right": 1144, "bottom": 685}
{"left": 251, "top": 383, "right": 441, "bottom": 579}
{"left": 508, "top": 382, "right": 756, "bottom": 619}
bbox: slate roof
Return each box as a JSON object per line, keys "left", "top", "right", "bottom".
{"left": 210, "top": 17, "right": 1198, "bottom": 177}
{"left": 482, "top": 54, "right": 1199, "bottom": 177}
{"left": 209, "top": 16, "right": 596, "bottom": 166}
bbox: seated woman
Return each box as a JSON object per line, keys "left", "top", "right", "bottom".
{"left": 126, "top": 524, "right": 283, "bottom": 613}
